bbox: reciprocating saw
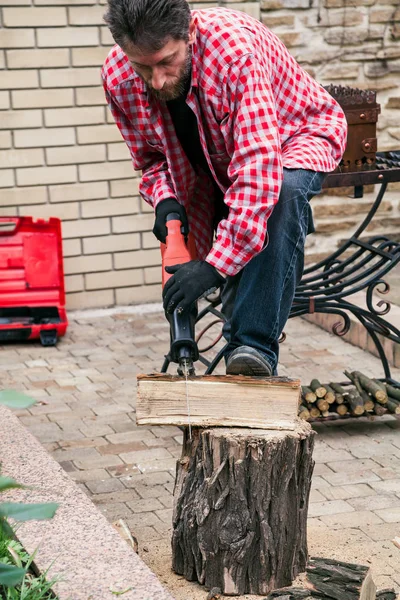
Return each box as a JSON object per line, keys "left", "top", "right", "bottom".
{"left": 161, "top": 213, "right": 199, "bottom": 377}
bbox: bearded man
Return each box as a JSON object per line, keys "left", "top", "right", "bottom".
{"left": 102, "top": 0, "right": 347, "bottom": 376}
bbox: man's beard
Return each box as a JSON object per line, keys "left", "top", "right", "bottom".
{"left": 147, "top": 49, "right": 192, "bottom": 102}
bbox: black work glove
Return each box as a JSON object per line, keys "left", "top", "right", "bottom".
{"left": 163, "top": 260, "right": 225, "bottom": 313}
{"left": 153, "top": 198, "right": 189, "bottom": 244}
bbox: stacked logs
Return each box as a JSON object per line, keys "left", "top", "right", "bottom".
{"left": 298, "top": 372, "right": 400, "bottom": 421}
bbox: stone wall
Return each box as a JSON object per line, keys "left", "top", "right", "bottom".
{"left": 1, "top": 0, "right": 399, "bottom": 310}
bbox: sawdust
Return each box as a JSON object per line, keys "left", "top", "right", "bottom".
{"left": 137, "top": 526, "right": 400, "bottom": 599}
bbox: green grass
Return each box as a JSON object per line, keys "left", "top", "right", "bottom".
{"left": 0, "top": 524, "right": 58, "bottom": 600}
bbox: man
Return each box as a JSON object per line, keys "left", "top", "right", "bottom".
{"left": 102, "top": 0, "right": 347, "bottom": 376}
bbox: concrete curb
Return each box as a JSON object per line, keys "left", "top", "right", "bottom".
{"left": 0, "top": 405, "right": 175, "bottom": 600}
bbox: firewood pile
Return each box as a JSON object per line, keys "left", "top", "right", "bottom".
{"left": 298, "top": 371, "right": 400, "bottom": 422}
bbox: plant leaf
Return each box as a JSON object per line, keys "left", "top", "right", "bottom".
{"left": 0, "top": 390, "right": 36, "bottom": 409}
{"left": 0, "top": 562, "right": 26, "bottom": 587}
{"left": 0, "top": 476, "right": 24, "bottom": 492}
{"left": 0, "top": 502, "right": 58, "bottom": 522}
{"left": 0, "top": 518, "right": 14, "bottom": 538}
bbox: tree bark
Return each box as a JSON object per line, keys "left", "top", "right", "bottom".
{"left": 172, "top": 422, "right": 315, "bottom": 596}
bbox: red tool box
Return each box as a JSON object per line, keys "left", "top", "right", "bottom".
{"left": 0, "top": 217, "right": 68, "bottom": 346}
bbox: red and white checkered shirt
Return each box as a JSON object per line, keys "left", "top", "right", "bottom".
{"left": 102, "top": 8, "right": 347, "bottom": 276}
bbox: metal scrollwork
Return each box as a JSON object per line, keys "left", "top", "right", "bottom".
{"left": 366, "top": 279, "right": 391, "bottom": 316}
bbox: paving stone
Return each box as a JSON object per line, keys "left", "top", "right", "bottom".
{"left": 308, "top": 500, "right": 354, "bottom": 517}
{"left": 108, "top": 464, "right": 140, "bottom": 478}
{"left": 375, "top": 506, "right": 400, "bottom": 523}
{"left": 119, "top": 447, "right": 173, "bottom": 464}
{"left": 320, "top": 510, "right": 384, "bottom": 529}
{"left": 360, "top": 521, "right": 400, "bottom": 541}
{"left": 74, "top": 454, "right": 122, "bottom": 470}
{"left": 125, "top": 512, "right": 163, "bottom": 528}
{"left": 126, "top": 498, "right": 164, "bottom": 513}
{"left": 348, "top": 494, "right": 400, "bottom": 511}
{"left": 90, "top": 489, "right": 140, "bottom": 504}
{"left": 155, "top": 508, "right": 173, "bottom": 523}
{"left": 69, "top": 468, "right": 110, "bottom": 483}
{"left": 51, "top": 446, "right": 100, "bottom": 462}
{"left": 137, "top": 458, "right": 177, "bottom": 474}
{"left": 327, "top": 458, "right": 380, "bottom": 473}
{"left": 370, "top": 479, "right": 400, "bottom": 494}
{"left": 322, "top": 469, "right": 382, "bottom": 486}
{"left": 132, "top": 526, "right": 164, "bottom": 544}
{"left": 106, "top": 430, "right": 156, "bottom": 444}
{"left": 98, "top": 501, "right": 133, "bottom": 521}
{"left": 312, "top": 443, "right": 354, "bottom": 464}
{"left": 85, "top": 477, "right": 125, "bottom": 494}
{"left": 312, "top": 463, "right": 335, "bottom": 476}
{"left": 349, "top": 441, "right": 400, "bottom": 459}
{"left": 79, "top": 423, "right": 115, "bottom": 437}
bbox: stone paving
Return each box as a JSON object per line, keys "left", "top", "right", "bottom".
{"left": 1, "top": 304, "right": 400, "bottom": 599}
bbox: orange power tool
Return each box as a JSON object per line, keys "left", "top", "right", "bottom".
{"left": 161, "top": 213, "right": 199, "bottom": 376}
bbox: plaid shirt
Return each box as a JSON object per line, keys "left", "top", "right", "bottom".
{"left": 102, "top": 8, "right": 347, "bottom": 276}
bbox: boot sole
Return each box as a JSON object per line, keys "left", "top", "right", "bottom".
{"left": 226, "top": 353, "right": 272, "bottom": 377}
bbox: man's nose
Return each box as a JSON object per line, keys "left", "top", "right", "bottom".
{"left": 151, "top": 68, "right": 166, "bottom": 90}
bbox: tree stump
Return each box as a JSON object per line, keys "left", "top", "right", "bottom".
{"left": 172, "top": 421, "right": 315, "bottom": 596}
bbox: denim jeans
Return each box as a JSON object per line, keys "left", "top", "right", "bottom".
{"left": 221, "top": 168, "right": 326, "bottom": 374}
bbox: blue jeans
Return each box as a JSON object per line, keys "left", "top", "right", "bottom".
{"left": 221, "top": 168, "right": 326, "bottom": 373}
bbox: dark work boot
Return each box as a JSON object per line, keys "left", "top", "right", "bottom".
{"left": 226, "top": 345, "right": 273, "bottom": 377}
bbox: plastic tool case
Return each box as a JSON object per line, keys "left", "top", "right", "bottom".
{"left": 0, "top": 217, "right": 68, "bottom": 346}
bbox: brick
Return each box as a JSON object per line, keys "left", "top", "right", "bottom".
{"left": 0, "top": 70, "right": 38, "bottom": 90}
{"left": 327, "top": 459, "right": 379, "bottom": 473}
{"left": 68, "top": 5, "right": 105, "bottom": 24}
{"left": 80, "top": 161, "right": 134, "bottom": 182}
{"left": 360, "top": 522, "right": 400, "bottom": 541}
{"left": 0, "top": 170, "right": 14, "bottom": 188}
{"left": 115, "top": 284, "right": 160, "bottom": 306}
{"left": 308, "top": 500, "right": 354, "bottom": 518}
{"left": 125, "top": 512, "right": 162, "bottom": 529}
{"left": 222, "top": 2, "right": 260, "bottom": 18}
{"left": 14, "top": 127, "right": 75, "bottom": 148}
{"left": 126, "top": 498, "right": 164, "bottom": 513}
{"left": 20, "top": 202, "right": 79, "bottom": 221}
{"left": 66, "top": 289, "right": 114, "bottom": 310}
{"left": 82, "top": 197, "right": 139, "bottom": 218}
{"left": 0, "top": 92, "right": 10, "bottom": 110}
{"left": 114, "top": 249, "right": 160, "bottom": 270}
{"left": 74, "top": 453, "right": 122, "bottom": 470}
{"left": 83, "top": 233, "right": 140, "bottom": 254}
{"left": 0, "top": 29, "right": 35, "bottom": 48}
{"left": 0, "top": 132, "right": 12, "bottom": 149}
{"left": 65, "top": 274, "right": 84, "bottom": 293}
{"left": 112, "top": 213, "right": 153, "bottom": 234}
{"left": 62, "top": 217, "right": 110, "bottom": 239}
{"left": 140, "top": 198, "right": 153, "bottom": 213}
{"left": 3, "top": 7, "right": 67, "bottom": 27}
{"left": 370, "top": 479, "right": 400, "bottom": 494}
{"left": 0, "top": 186, "right": 47, "bottom": 206}
{"left": 0, "top": 148, "right": 44, "bottom": 169}
{"left": 349, "top": 442, "right": 400, "bottom": 459}
{"left": 35, "top": 0, "right": 96, "bottom": 4}
{"left": 45, "top": 106, "right": 104, "bottom": 127}
{"left": 37, "top": 27, "right": 99, "bottom": 47}
{"left": 100, "top": 26, "right": 114, "bottom": 45}
{"left": 110, "top": 178, "right": 140, "bottom": 198}
{"left": 64, "top": 253, "right": 112, "bottom": 275}
{"left": 0, "top": 110, "right": 42, "bottom": 129}
{"left": 91, "top": 489, "right": 139, "bottom": 504}
{"left": 12, "top": 88, "right": 74, "bottom": 109}
{"left": 46, "top": 144, "right": 106, "bottom": 166}
{"left": 77, "top": 124, "right": 122, "bottom": 144}
{"left": 63, "top": 238, "right": 81, "bottom": 257}
{"left": 72, "top": 47, "right": 110, "bottom": 67}
{"left": 85, "top": 268, "right": 143, "bottom": 291}
{"left": 7, "top": 49, "right": 69, "bottom": 69}
{"left": 348, "top": 494, "right": 400, "bottom": 512}
{"left": 49, "top": 181, "right": 108, "bottom": 203}
{"left": 76, "top": 86, "right": 106, "bottom": 106}
{"left": 16, "top": 165, "right": 76, "bottom": 186}
{"left": 41, "top": 67, "right": 101, "bottom": 89}
{"left": 144, "top": 267, "right": 161, "bottom": 285}
{"left": 0, "top": 0, "right": 31, "bottom": 4}
{"left": 108, "top": 142, "right": 131, "bottom": 161}
{"left": 142, "top": 231, "right": 159, "bottom": 249}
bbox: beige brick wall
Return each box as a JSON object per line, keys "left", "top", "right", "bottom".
{"left": 1, "top": 0, "right": 399, "bottom": 310}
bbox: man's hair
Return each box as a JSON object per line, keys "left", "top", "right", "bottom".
{"left": 104, "top": 0, "right": 191, "bottom": 52}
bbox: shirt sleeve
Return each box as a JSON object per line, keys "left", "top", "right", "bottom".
{"left": 206, "top": 54, "right": 283, "bottom": 277}
{"left": 102, "top": 82, "right": 177, "bottom": 209}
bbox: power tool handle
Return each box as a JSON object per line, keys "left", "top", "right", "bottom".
{"left": 161, "top": 216, "right": 196, "bottom": 287}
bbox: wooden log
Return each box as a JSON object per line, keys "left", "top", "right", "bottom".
{"left": 352, "top": 371, "right": 387, "bottom": 404}
{"left": 385, "top": 383, "right": 400, "bottom": 401}
{"left": 386, "top": 398, "right": 400, "bottom": 414}
{"left": 335, "top": 403, "right": 349, "bottom": 416}
{"left": 136, "top": 374, "right": 300, "bottom": 430}
{"left": 373, "top": 402, "right": 387, "bottom": 417}
{"left": 309, "top": 406, "right": 321, "bottom": 418}
{"left": 172, "top": 422, "right": 315, "bottom": 596}
{"left": 316, "top": 398, "right": 329, "bottom": 413}
{"left": 310, "top": 379, "right": 326, "bottom": 398}
{"left": 346, "top": 390, "right": 365, "bottom": 416}
{"left": 298, "top": 404, "right": 310, "bottom": 420}
{"left": 360, "top": 390, "right": 375, "bottom": 412}
{"left": 322, "top": 384, "right": 336, "bottom": 404}
{"left": 301, "top": 386, "right": 317, "bottom": 403}
{"left": 266, "top": 557, "right": 376, "bottom": 600}
{"left": 329, "top": 382, "right": 348, "bottom": 397}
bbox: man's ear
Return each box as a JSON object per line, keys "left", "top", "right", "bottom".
{"left": 188, "top": 18, "right": 196, "bottom": 45}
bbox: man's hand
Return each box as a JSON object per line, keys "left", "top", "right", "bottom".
{"left": 153, "top": 198, "right": 189, "bottom": 244}
{"left": 163, "top": 260, "right": 225, "bottom": 313}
